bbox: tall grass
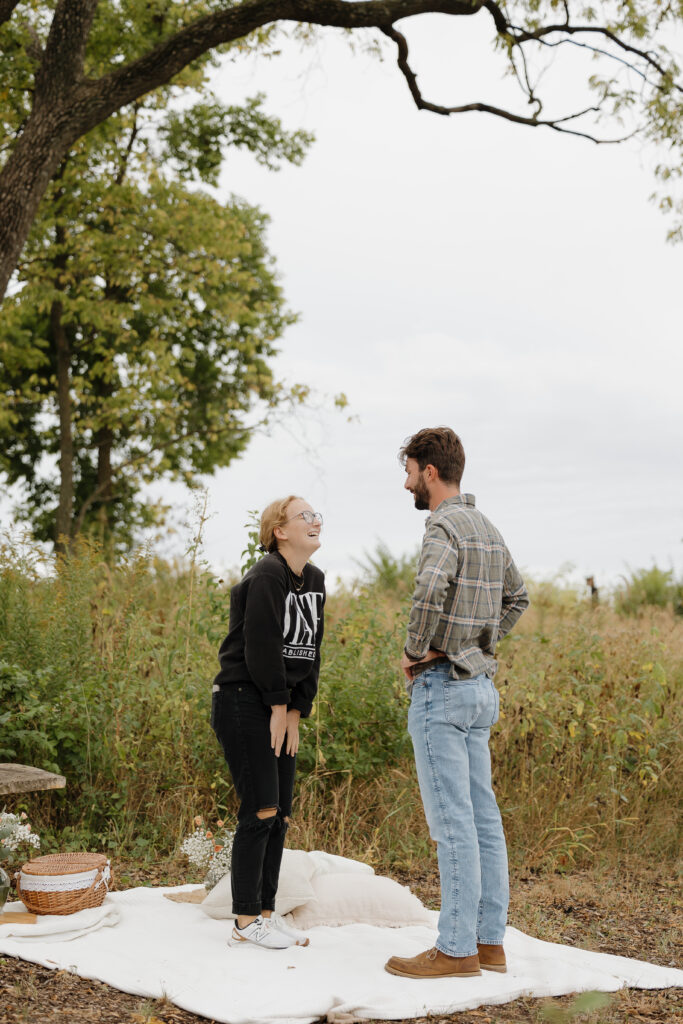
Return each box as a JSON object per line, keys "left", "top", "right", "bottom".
{"left": 0, "top": 535, "right": 680, "bottom": 873}
{"left": 614, "top": 565, "right": 683, "bottom": 617}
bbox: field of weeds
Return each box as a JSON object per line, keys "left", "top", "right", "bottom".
{"left": 1, "top": 538, "right": 681, "bottom": 1024}
{"left": 0, "top": 537, "right": 681, "bottom": 877}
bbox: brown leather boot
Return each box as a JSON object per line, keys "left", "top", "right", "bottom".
{"left": 477, "top": 943, "right": 507, "bottom": 973}
{"left": 385, "top": 947, "right": 481, "bottom": 979}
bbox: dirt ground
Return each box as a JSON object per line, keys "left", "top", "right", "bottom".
{"left": 0, "top": 861, "right": 681, "bottom": 1024}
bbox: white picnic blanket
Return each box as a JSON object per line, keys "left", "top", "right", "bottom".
{"left": 0, "top": 887, "right": 681, "bottom": 1024}
{"left": 0, "top": 901, "right": 120, "bottom": 941}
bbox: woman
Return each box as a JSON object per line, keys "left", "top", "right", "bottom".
{"left": 211, "top": 495, "right": 325, "bottom": 949}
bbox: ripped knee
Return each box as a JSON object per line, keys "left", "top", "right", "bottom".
{"left": 256, "top": 806, "right": 277, "bottom": 820}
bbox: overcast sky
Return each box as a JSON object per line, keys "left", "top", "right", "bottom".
{"left": 167, "top": 16, "right": 682, "bottom": 590}
{"left": 4, "top": 15, "right": 683, "bottom": 590}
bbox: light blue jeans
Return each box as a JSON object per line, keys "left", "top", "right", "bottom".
{"left": 408, "top": 666, "right": 508, "bottom": 957}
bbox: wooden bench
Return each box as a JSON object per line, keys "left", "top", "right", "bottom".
{"left": 0, "top": 763, "right": 66, "bottom": 797}
{"left": 1, "top": 764, "right": 65, "bottom": 922}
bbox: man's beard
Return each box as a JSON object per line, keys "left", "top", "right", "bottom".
{"left": 412, "top": 473, "right": 430, "bottom": 511}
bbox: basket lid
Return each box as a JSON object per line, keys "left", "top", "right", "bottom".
{"left": 20, "top": 852, "right": 108, "bottom": 877}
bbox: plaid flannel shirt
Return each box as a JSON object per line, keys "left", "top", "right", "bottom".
{"left": 405, "top": 494, "right": 529, "bottom": 687}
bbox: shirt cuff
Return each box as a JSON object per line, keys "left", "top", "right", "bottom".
{"left": 404, "top": 644, "right": 426, "bottom": 662}
{"left": 289, "top": 693, "right": 313, "bottom": 718}
{"left": 261, "top": 688, "right": 291, "bottom": 707}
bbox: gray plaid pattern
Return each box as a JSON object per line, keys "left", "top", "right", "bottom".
{"left": 405, "top": 494, "right": 529, "bottom": 684}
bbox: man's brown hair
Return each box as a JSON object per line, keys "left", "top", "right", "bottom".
{"left": 398, "top": 427, "right": 465, "bottom": 485}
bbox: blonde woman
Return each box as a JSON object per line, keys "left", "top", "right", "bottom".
{"left": 211, "top": 496, "right": 325, "bottom": 949}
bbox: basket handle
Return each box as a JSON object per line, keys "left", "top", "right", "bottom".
{"left": 83, "top": 862, "right": 112, "bottom": 897}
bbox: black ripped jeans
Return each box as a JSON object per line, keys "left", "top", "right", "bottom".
{"left": 211, "top": 682, "right": 297, "bottom": 916}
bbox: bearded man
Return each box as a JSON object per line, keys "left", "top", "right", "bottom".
{"left": 385, "top": 426, "right": 529, "bottom": 980}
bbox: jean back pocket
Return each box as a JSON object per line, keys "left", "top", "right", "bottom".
{"left": 443, "top": 675, "right": 498, "bottom": 730}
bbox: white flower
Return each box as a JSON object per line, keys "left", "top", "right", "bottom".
{"left": 179, "top": 821, "right": 234, "bottom": 889}
{"left": 0, "top": 812, "right": 41, "bottom": 855}
{"left": 180, "top": 829, "right": 215, "bottom": 870}
{"left": 203, "top": 843, "right": 233, "bottom": 891}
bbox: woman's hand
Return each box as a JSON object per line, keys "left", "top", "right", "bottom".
{"left": 270, "top": 704, "right": 287, "bottom": 757}
{"left": 285, "top": 709, "right": 301, "bottom": 757}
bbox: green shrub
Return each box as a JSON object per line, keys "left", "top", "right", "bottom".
{"left": 0, "top": 662, "right": 60, "bottom": 770}
{"left": 299, "top": 586, "right": 410, "bottom": 776}
{"left": 352, "top": 542, "right": 417, "bottom": 595}
{"left": 614, "top": 565, "right": 683, "bottom": 616}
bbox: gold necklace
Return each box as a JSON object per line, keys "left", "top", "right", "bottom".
{"left": 287, "top": 565, "right": 305, "bottom": 592}
{"left": 279, "top": 553, "right": 305, "bottom": 592}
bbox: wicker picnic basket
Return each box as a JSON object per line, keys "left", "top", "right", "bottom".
{"left": 15, "top": 852, "right": 112, "bottom": 916}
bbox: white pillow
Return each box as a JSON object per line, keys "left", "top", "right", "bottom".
{"left": 201, "top": 849, "right": 317, "bottom": 920}
{"left": 288, "top": 872, "right": 433, "bottom": 928}
{"left": 307, "top": 851, "right": 375, "bottom": 877}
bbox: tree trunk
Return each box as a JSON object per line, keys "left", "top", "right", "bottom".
{"left": 51, "top": 299, "right": 74, "bottom": 553}
{"left": 94, "top": 412, "right": 113, "bottom": 541}
{"left": 0, "top": 110, "right": 83, "bottom": 300}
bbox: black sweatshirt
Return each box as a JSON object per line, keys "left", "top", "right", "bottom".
{"left": 213, "top": 552, "right": 325, "bottom": 717}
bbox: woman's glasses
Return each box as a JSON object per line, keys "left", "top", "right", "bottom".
{"left": 286, "top": 510, "right": 323, "bottom": 526}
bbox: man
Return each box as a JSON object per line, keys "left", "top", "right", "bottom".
{"left": 385, "top": 427, "right": 529, "bottom": 980}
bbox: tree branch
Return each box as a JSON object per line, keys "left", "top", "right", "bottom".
{"left": 1, "top": 0, "right": 682, "bottom": 305}
{"left": 509, "top": 22, "right": 683, "bottom": 94}
{"left": 79, "top": 0, "right": 482, "bottom": 122}
{"left": 381, "top": 26, "right": 637, "bottom": 143}
{"left": 114, "top": 103, "right": 141, "bottom": 187}
{"left": 535, "top": 36, "right": 660, "bottom": 90}
{"left": 0, "top": 0, "right": 21, "bottom": 29}
{"left": 481, "top": 0, "right": 507, "bottom": 35}
{"left": 35, "top": 0, "right": 100, "bottom": 101}
{"left": 71, "top": 415, "right": 251, "bottom": 536}
{"left": 71, "top": 385, "right": 311, "bottom": 537}
{"left": 509, "top": 33, "right": 543, "bottom": 119}
{"left": 481, "top": 1, "right": 682, "bottom": 96}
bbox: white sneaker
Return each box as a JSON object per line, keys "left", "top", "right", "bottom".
{"left": 228, "top": 915, "right": 296, "bottom": 950}
{"left": 270, "top": 912, "right": 310, "bottom": 947}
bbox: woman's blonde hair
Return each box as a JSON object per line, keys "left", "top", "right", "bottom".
{"left": 259, "top": 495, "right": 302, "bottom": 553}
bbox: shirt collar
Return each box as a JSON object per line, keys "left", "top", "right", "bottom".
{"left": 432, "top": 493, "right": 475, "bottom": 515}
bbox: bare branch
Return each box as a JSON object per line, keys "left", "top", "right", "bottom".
{"left": 381, "top": 26, "right": 638, "bottom": 143}
{"left": 481, "top": 1, "right": 681, "bottom": 97}
{"left": 536, "top": 36, "right": 660, "bottom": 90}
{"left": 509, "top": 34, "right": 543, "bottom": 119}
{"left": 509, "top": 22, "right": 683, "bottom": 93}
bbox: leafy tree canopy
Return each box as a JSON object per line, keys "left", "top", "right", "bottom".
{"left": 0, "top": 33, "right": 315, "bottom": 551}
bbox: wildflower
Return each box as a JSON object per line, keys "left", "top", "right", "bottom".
{"left": 180, "top": 818, "right": 234, "bottom": 892}
{"left": 0, "top": 813, "right": 41, "bottom": 857}
{"left": 216, "top": 820, "right": 224, "bottom": 828}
